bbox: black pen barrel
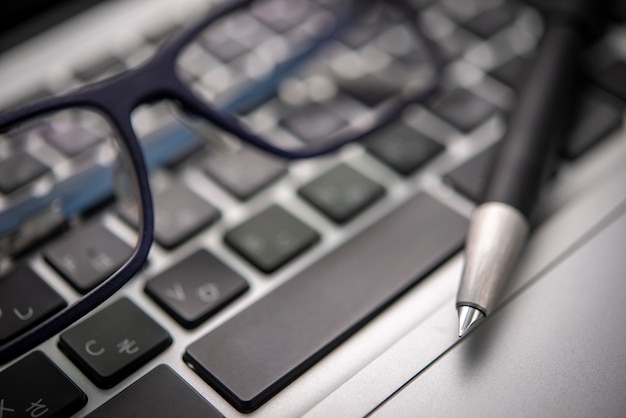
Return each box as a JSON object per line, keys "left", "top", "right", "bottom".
{"left": 484, "top": 20, "right": 585, "bottom": 217}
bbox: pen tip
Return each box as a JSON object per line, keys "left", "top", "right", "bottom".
{"left": 457, "top": 306, "right": 485, "bottom": 337}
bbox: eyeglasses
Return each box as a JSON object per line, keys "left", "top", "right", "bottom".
{"left": 0, "top": 0, "right": 443, "bottom": 364}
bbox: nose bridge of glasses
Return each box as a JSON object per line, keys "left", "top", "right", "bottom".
{"left": 87, "top": 58, "right": 183, "bottom": 119}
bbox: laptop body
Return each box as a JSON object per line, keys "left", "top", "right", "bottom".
{"left": 0, "top": 0, "right": 625, "bottom": 416}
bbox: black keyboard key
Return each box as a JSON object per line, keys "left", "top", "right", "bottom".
{"left": 562, "top": 89, "right": 623, "bottom": 159}
{"left": 0, "top": 265, "right": 66, "bottom": 343}
{"left": 43, "top": 221, "right": 133, "bottom": 293}
{"left": 202, "top": 146, "right": 287, "bottom": 200}
{"left": 433, "top": 27, "right": 477, "bottom": 62}
{"left": 428, "top": 89, "right": 496, "bottom": 132}
{"left": 338, "top": 72, "right": 406, "bottom": 107}
{"left": 146, "top": 250, "right": 248, "bottom": 329}
{"left": 118, "top": 179, "right": 220, "bottom": 249}
{"left": 0, "top": 153, "right": 49, "bottom": 194}
{"left": 299, "top": 163, "right": 385, "bottom": 223}
{"left": 199, "top": 13, "right": 274, "bottom": 62}
{"left": 339, "top": 18, "right": 385, "bottom": 48}
{"left": 185, "top": 193, "right": 468, "bottom": 412}
{"left": 87, "top": 365, "right": 223, "bottom": 418}
{"left": 201, "top": 36, "right": 249, "bottom": 62}
{"left": 177, "top": 46, "right": 220, "bottom": 83}
{"left": 279, "top": 103, "right": 347, "bottom": 143}
{"left": 0, "top": 351, "right": 86, "bottom": 418}
{"left": 251, "top": 0, "right": 318, "bottom": 32}
{"left": 462, "top": 5, "right": 516, "bottom": 38}
{"left": 40, "top": 119, "right": 104, "bottom": 156}
{"left": 59, "top": 298, "right": 171, "bottom": 388}
{"left": 221, "top": 13, "right": 274, "bottom": 49}
{"left": 595, "top": 60, "right": 626, "bottom": 101}
{"left": 489, "top": 55, "right": 530, "bottom": 90}
{"left": 365, "top": 122, "right": 444, "bottom": 175}
{"left": 224, "top": 205, "right": 319, "bottom": 273}
{"left": 444, "top": 145, "right": 498, "bottom": 202}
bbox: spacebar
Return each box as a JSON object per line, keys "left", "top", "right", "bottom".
{"left": 184, "top": 193, "right": 468, "bottom": 412}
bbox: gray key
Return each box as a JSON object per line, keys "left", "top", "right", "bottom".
{"left": 87, "top": 365, "right": 222, "bottom": 418}
{"left": 185, "top": 193, "right": 468, "bottom": 412}
{"left": 444, "top": 145, "right": 498, "bottom": 202}
{"left": 43, "top": 221, "right": 133, "bottom": 293}
{"left": 562, "top": 89, "right": 623, "bottom": 159}
{"left": 40, "top": 119, "right": 104, "bottom": 156}
{"left": 428, "top": 89, "right": 496, "bottom": 132}
{"left": 489, "top": 55, "right": 530, "bottom": 90}
{"left": 0, "top": 153, "right": 49, "bottom": 194}
{"left": 365, "top": 122, "right": 444, "bottom": 175}
{"left": 279, "top": 103, "right": 347, "bottom": 143}
{"left": 0, "top": 351, "right": 87, "bottom": 418}
{"left": 118, "top": 179, "right": 220, "bottom": 249}
{"left": 0, "top": 265, "right": 66, "bottom": 343}
{"left": 299, "top": 163, "right": 385, "bottom": 223}
{"left": 59, "top": 298, "right": 171, "bottom": 389}
{"left": 145, "top": 249, "right": 248, "bottom": 329}
{"left": 462, "top": 4, "right": 517, "bottom": 38}
{"left": 251, "top": 0, "right": 319, "bottom": 33}
{"left": 224, "top": 205, "right": 319, "bottom": 273}
{"left": 595, "top": 60, "right": 626, "bottom": 101}
{"left": 202, "top": 147, "right": 287, "bottom": 200}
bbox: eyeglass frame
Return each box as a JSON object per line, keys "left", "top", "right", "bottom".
{"left": 0, "top": 0, "right": 444, "bottom": 364}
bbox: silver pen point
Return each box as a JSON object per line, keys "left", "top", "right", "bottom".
{"left": 457, "top": 306, "right": 485, "bottom": 337}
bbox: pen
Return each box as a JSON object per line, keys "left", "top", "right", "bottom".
{"left": 456, "top": 1, "right": 601, "bottom": 337}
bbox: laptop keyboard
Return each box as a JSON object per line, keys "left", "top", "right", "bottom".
{"left": 0, "top": 0, "right": 624, "bottom": 415}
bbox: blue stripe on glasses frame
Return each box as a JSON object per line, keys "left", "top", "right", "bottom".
{"left": 0, "top": 0, "right": 444, "bottom": 364}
